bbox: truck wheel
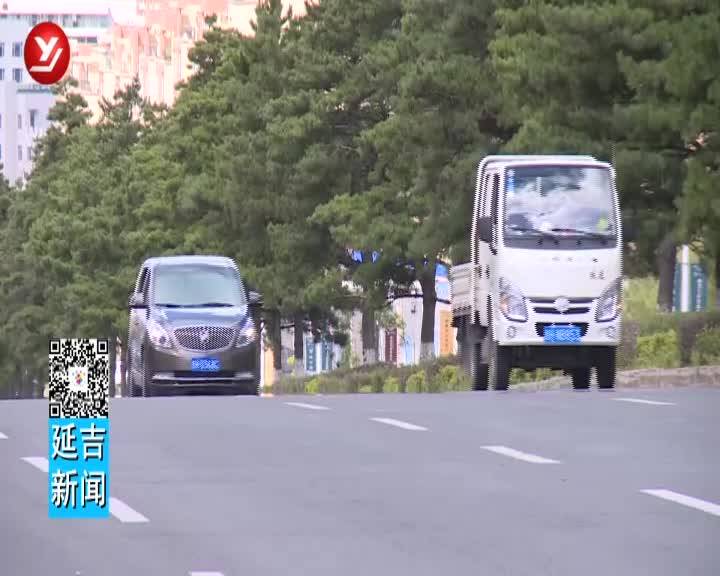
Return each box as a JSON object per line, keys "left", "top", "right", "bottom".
{"left": 489, "top": 341, "right": 511, "bottom": 391}
{"left": 596, "top": 348, "right": 617, "bottom": 389}
{"left": 571, "top": 368, "right": 591, "bottom": 390}
{"left": 471, "top": 342, "right": 489, "bottom": 391}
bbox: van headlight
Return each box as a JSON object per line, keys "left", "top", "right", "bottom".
{"left": 236, "top": 321, "right": 257, "bottom": 347}
{"left": 596, "top": 278, "right": 622, "bottom": 322}
{"left": 147, "top": 318, "right": 173, "bottom": 349}
{"left": 499, "top": 277, "right": 528, "bottom": 322}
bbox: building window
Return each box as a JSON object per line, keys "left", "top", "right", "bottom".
{"left": 0, "top": 69, "right": 4, "bottom": 81}
{"left": 0, "top": 42, "right": 4, "bottom": 57}
{"left": 13, "top": 68, "right": 22, "bottom": 83}
{"left": 12, "top": 41, "right": 22, "bottom": 57}
{"left": 28, "top": 147, "right": 33, "bottom": 160}
{"left": 17, "top": 113, "right": 22, "bottom": 129}
{"left": 0, "top": 113, "right": 2, "bottom": 129}
{"left": 17, "top": 146, "right": 22, "bottom": 161}
{"left": 29, "top": 109, "right": 37, "bottom": 129}
{"left": 0, "top": 144, "right": 2, "bottom": 161}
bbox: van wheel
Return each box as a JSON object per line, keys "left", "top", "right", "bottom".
{"left": 489, "top": 341, "right": 512, "bottom": 391}
{"left": 596, "top": 348, "right": 617, "bottom": 389}
{"left": 571, "top": 367, "right": 591, "bottom": 390}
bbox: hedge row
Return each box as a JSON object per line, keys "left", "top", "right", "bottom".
{"left": 619, "top": 310, "right": 720, "bottom": 368}
{"left": 270, "top": 311, "right": 720, "bottom": 395}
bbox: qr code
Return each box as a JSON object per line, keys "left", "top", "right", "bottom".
{"left": 48, "top": 339, "right": 110, "bottom": 418}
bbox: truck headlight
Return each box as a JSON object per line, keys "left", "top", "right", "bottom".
{"left": 596, "top": 278, "right": 621, "bottom": 322}
{"left": 236, "top": 321, "right": 257, "bottom": 347}
{"left": 499, "top": 277, "right": 528, "bottom": 322}
{"left": 147, "top": 318, "right": 173, "bottom": 349}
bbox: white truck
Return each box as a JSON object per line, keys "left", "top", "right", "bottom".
{"left": 450, "top": 155, "right": 624, "bottom": 391}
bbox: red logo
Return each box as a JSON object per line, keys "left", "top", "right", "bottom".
{"left": 23, "top": 22, "right": 71, "bottom": 85}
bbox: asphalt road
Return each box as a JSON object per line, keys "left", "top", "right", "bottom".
{"left": 1, "top": 387, "right": 719, "bottom": 576}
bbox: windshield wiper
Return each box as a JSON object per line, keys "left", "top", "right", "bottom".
{"left": 550, "top": 228, "right": 613, "bottom": 240}
{"left": 154, "top": 303, "right": 183, "bottom": 308}
{"left": 193, "top": 302, "right": 237, "bottom": 307}
{"left": 507, "top": 225, "right": 559, "bottom": 240}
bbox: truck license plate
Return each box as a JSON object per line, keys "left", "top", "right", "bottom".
{"left": 192, "top": 357, "right": 221, "bottom": 372}
{"left": 544, "top": 325, "right": 581, "bottom": 344}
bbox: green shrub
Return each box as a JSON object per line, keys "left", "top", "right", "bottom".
{"left": 633, "top": 329, "right": 680, "bottom": 369}
{"left": 690, "top": 327, "right": 720, "bottom": 366}
{"left": 305, "top": 377, "right": 321, "bottom": 394}
{"left": 678, "top": 311, "right": 720, "bottom": 365}
{"left": 405, "top": 370, "right": 427, "bottom": 393}
{"left": 432, "top": 365, "right": 468, "bottom": 391}
{"left": 358, "top": 384, "right": 373, "bottom": 393}
{"left": 383, "top": 376, "right": 400, "bottom": 393}
{"left": 622, "top": 277, "right": 659, "bottom": 321}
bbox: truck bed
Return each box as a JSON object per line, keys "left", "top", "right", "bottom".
{"left": 449, "top": 262, "right": 473, "bottom": 320}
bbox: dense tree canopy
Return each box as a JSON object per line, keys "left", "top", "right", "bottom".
{"left": 0, "top": 0, "right": 717, "bottom": 395}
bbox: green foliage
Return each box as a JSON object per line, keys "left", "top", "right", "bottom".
{"left": 2, "top": 0, "right": 719, "bottom": 396}
{"left": 690, "top": 327, "right": 720, "bottom": 366}
{"left": 383, "top": 376, "right": 400, "bottom": 393}
{"left": 405, "top": 370, "right": 427, "bottom": 393}
{"left": 633, "top": 330, "right": 680, "bottom": 369}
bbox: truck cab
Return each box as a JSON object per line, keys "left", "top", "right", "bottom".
{"left": 450, "top": 155, "right": 623, "bottom": 390}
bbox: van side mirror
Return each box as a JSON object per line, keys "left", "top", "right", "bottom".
{"left": 249, "top": 291, "right": 263, "bottom": 307}
{"left": 478, "top": 216, "right": 493, "bottom": 243}
{"left": 129, "top": 293, "right": 146, "bottom": 308}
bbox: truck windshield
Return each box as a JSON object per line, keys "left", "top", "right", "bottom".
{"left": 151, "top": 264, "right": 247, "bottom": 307}
{"left": 503, "top": 165, "right": 616, "bottom": 239}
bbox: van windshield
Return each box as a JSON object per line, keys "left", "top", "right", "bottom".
{"left": 151, "top": 264, "right": 247, "bottom": 307}
{"left": 503, "top": 165, "right": 616, "bottom": 239}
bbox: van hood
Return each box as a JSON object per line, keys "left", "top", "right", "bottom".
{"left": 498, "top": 248, "right": 621, "bottom": 299}
{"left": 153, "top": 305, "right": 251, "bottom": 328}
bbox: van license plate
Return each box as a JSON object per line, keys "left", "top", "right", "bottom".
{"left": 544, "top": 325, "right": 581, "bottom": 344}
{"left": 192, "top": 357, "right": 221, "bottom": 372}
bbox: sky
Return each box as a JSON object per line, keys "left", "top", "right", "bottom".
{"left": 2, "top": 0, "right": 139, "bottom": 21}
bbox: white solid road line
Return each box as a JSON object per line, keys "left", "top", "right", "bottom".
{"left": 189, "top": 572, "right": 225, "bottom": 576}
{"left": 20, "top": 456, "right": 149, "bottom": 523}
{"left": 284, "top": 402, "right": 330, "bottom": 411}
{"left": 614, "top": 397, "right": 675, "bottom": 406}
{"left": 481, "top": 445, "right": 561, "bottom": 464}
{"left": 370, "top": 417, "right": 428, "bottom": 431}
{"left": 641, "top": 489, "right": 720, "bottom": 517}
{"left": 0, "top": 432, "right": 7, "bottom": 439}
{"left": 22, "top": 456, "right": 49, "bottom": 472}
{"left": 109, "top": 497, "right": 150, "bottom": 523}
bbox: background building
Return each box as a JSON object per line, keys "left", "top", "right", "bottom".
{"left": 0, "top": 1, "right": 115, "bottom": 183}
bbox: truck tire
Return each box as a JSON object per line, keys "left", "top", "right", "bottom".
{"left": 571, "top": 367, "right": 591, "bottom": 390}
{"left": 489, "top": 341, "right": 511, "bottom": 391}
{"left": 596, "top": 348, "right": 617, "bottom": 389}
{"left": 471, "top": 342, "right": 489, "bottom": 391}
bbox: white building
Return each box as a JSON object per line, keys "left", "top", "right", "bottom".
{"left": 0, "top": 2, "right": 115, "bottom": 184}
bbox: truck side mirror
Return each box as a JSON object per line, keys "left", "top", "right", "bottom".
{"left": 129, "top": 293, "right": 146, "bottom": 308}
{"left": 478, "top": 216, "right": 493, "bottom": 243}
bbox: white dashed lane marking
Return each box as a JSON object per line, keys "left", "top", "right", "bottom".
{"left": 284, "top": 402, "right": 330, "bottom": 411}
{"left": 614, "top": 398, "right": 675, "bottom": 406}
{"left": 189, "top": 572, "right": 225, "bottom": 576}
{"left": 0, "top": 431, "right": 8, "bottom": 439}
{"left": 641, "top": 489, "right": 720, "bottom": 517}
{"left": 481, "top": 445, "right": 561, "bottom": 464}
{"left": 20, "top": 456, "right": 149, "bottom": 523}
{"left": 109, "top": 497, "right": 150, "bottom": 523}
{"left": 22, "top": 456, "right": 49, "bottom": 472}
{"left": 370, "top": 417, "right": 428, "bottom": 431}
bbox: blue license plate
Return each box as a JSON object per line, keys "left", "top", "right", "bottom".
{"left": 544, "top": 325, "right": 581, "bottom": 344}
{"left": 192, "top": 357, "right": 221, "bottom": 372}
